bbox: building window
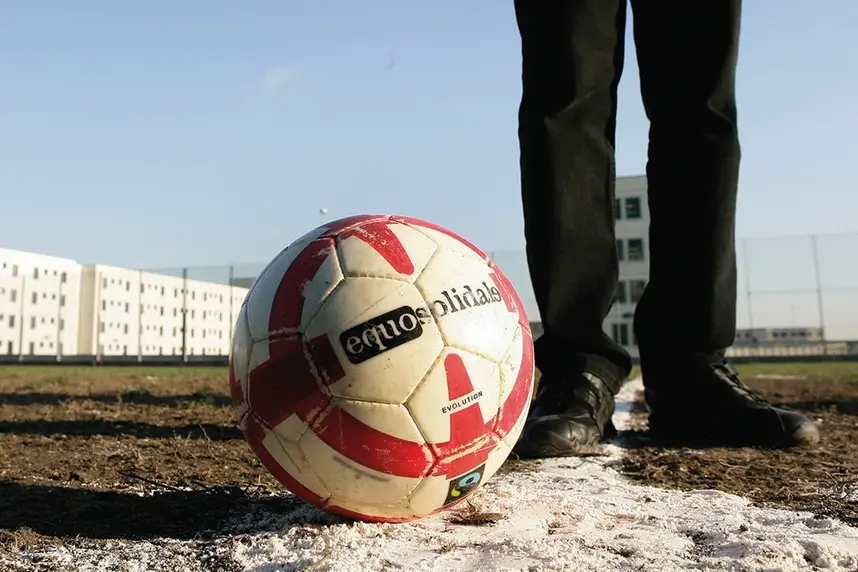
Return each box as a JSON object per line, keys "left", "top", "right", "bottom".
{"left": 30, "top": 317, "right": 36, "bottom": 329}
{"left": 8, "top": 316, "right": 15, "bottom": 328}
{"left": 61, "top": 272, "right": 67, "bottom": 283}
{"left": 10, "top": 290, "right": 16, "bottom": 303}
{"left": 60, "top": 295, "right": 65, "bottom": 307}
{"left": 610, "top": 323, "right": 630, "bottom": 346}
{"left": 625, "top": 197, "right": 642, "bottom": 219}
{"left": 628, "top": 238, "right": 645, "bottom": 261}
{"left": 614, "top": 198, "right": 622, "bottom": 220}
{"left": 619, "top": 323, "right": 629, "bottom": 346}
{"left": 630, "top": 280, "right": 647, "bottom": 302}
{"left": 31, "top": 292, "right": 38, "bottom": 304}
{"left": 616, "top": 281, "right": 628, "bottom": 304}
{"left": 33, "top": 268, "right": 39, "bottom": 279}
{"left": 616, "top": 239, "right": 625, "bottom": 261}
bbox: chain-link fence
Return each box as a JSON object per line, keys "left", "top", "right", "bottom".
{"left": 1, "top": 233, "right": 856, "bottom": 360}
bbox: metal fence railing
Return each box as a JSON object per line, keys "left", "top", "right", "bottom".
{"left": 1, "top": 233, "right": 856, "bottom": 360}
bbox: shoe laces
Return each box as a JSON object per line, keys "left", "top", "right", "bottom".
{"left": 713, "top": 362, "right": 770, "bottom": 406}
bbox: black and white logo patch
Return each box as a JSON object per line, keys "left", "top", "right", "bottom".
{"left": 339, "top": 306, "right": 427, "bottom": 365}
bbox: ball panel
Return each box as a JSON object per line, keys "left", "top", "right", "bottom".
{"left": 405, "top": 436, "right": 499, "bottom": 517}
{"left": 261, "top": 418, "right": 332, "bottom": 501}
{"left": 414, "top": 249, "right": 518, "bottom": 363}
{"left": 267, "top": 238, "right": 341, "bottom": 335}
{"left": 228, "top": 304, "right": 253, "bottom": 423}
{"left": 318, "top": 214, "right": 389, "bottom": 237}
{"left": 330, "top": 399, "right": 428, "bottom": 443}
{"left": 246, "top": 337, "right": 331, "bottom": 433}
{"left": 241, "top": 413, "right": 331, "bottom": 507}
{"left": 495, "top": 325, "right": 535, "bottom": 440}
{"left": 391, "top": 215, "right": 488, "bottom": 261}
{"left": 323, "top": 503, "right": 417, "bottom": 523}
{"left": 296, "top": 243, "right": 344, "bottom": 331}
{"left": 487, "top": 262, "right": 531, "bottom": 328}
{"left": 244, "top": 239, "right": 317, "bottom": 342}
{"left": 306, "top": 401, "right": 434, "bottom": 480}
{"left": 499, "top": 399, "right": 529, "bottom": 451}
{"left": 478, "top": 438, "right": 513, "bottom": 487}
{"left": 335, "top": 220, "right": 438, "bottom": 282}
{"left": 298, "top": 428, "right": 424, "bottom": 507}
{"left": 406, "top": 349, "right": 500, "bottom": 445}
{"left": 304, "top": 277, "right": 444, "bottom": 404}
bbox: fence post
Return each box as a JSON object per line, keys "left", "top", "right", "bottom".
{"left": 95, "top": 270, "right": 103, "bottom": 363}
{"left": 138, "top": 270, "right": 144, "bottom": 362}
{"left": 228, "top": 264, "right": 234, "bottom": 351}
{"left": 55, "top": 277, "right": 63, "bottom": 362}
{"left": 181, "top": 267, "right": 188, "bottom": 362}
{"left": 17, "top": 275, "right": 25, "bottom": 361}
{"left": 811, "top": 234, "right": 828, "bottom": 354}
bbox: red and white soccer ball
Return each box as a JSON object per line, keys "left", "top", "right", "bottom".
{"left": 228, "top": 215, "right": 534, "bottom": 522}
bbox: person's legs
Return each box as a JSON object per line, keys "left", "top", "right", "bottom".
{"left": 513, "top": 0, "right": 632, "bottom": 458}
{"left": 630, "top": 0, "right": 741, "bottom": 360}
{"left": 516, "top": 0, "right": 632, "bottom": 383}
{"left": 630, "top": 0, "right": 819, "bottom": 447}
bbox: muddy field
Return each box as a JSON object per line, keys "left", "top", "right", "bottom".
{"left": 0, "top": 362, "right": 856, "bottom": 553}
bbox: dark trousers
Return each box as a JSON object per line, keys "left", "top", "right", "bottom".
{"left": 515, "top": 0, "right": 742, "bottom": 389}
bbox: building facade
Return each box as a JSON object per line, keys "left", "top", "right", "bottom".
{"left": 603, "top": 175, "right": 650, "bottom": 356}
{"left": 0, "top": 248, "right": 82, "bottom": 356}
{"left": 76, "top": 265, "right": 248, "bottom": 357}
{"left": 0, "top": 249, "right": 249, "bottom": 358}
{"left": 734, "top": 327, "right": 825, "bottom": 346}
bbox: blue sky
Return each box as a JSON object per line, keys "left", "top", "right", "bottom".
{"left": 1, "top": 0, "right": 856, "bottom": 277}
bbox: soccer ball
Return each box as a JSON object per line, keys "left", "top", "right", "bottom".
{"left": 228, "top": 214, "right": 534, "bottom": 522}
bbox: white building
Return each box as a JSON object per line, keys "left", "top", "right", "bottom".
{"left": 77, "top": 265, "right": 248, "bottom": 357}
{"left": 0, "top": 247, "right": 249, "bottom": 358}
{"left": 734, "top": 327, "right": 825, "bottom": 346}
{"left": 604, "top": 175, "right": 650, "bottom": 356}
{"left": 0, "top": 248, "right": 82, "bottom": 356}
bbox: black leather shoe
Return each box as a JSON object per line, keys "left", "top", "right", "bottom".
{"left": 644, "top": 360, "right": 820, "bottom": 448}
{"left": 513, "top": 372, "right": 617, "bottom": 458}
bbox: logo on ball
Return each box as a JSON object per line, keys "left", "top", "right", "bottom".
{"left": 339, "top": 306, "right": 429, "bottom": 364}
{"left": 444, "top": 464, "right": 486, "bottom": 506}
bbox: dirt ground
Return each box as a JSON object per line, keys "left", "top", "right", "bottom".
{"left": 0, "top": 362, "right": 856, "bottom": 552}
{"left": 619, "top": 363, "right": 858, "bottom": 528}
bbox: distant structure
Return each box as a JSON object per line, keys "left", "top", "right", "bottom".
{"left": 734, "top": 327, "right": 825, "bottom": 346}
{"left": 0, "top": 247, "right": 248, "bottom": 358}
{"left": 0, "top": 248, "right": 81, "bottom": 357}
{"left": 603, "top": 175, "right": 650, "bottom": 357}
{"left": 230, "top": 277, "right": 256, "bottom": 290}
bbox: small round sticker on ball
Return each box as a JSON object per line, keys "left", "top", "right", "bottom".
{"left": 444, "top": 464, "right": 486, "bottom": 506}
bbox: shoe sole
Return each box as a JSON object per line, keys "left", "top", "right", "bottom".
{"left": 646, "top": 420, "right": 821, "bottom": 449}
{"left": 513, "top": 429, "right": 607, "bottom": 459}
{"left": 513, "top": 423, "right": 617, "bottom": 459}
